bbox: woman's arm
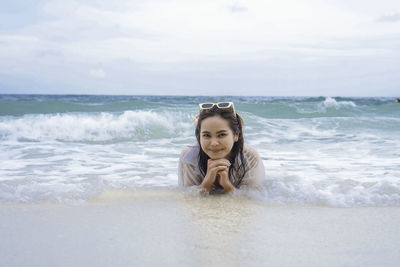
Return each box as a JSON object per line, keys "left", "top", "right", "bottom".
{"left": 218, "top": 169, "right": 235, "bottom": 193}
{"left": 200, "top": 159, "right": 230, "bottom": 193}
{"left": 178, "top": 147, "right": 201, "bottom": 187}
{"left": 178, "top": 146, "right": 234, "bottom": 194}
{"left": 239, "top": 145, "right": 265, "bottom": 190}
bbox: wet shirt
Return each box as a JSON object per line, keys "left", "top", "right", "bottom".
{"left": 178, "top": 143, "right": 265, "bottom": 190}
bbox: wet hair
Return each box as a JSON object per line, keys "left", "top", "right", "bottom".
{"left": 195, "top": 105, "right": 246, "bottom": 188}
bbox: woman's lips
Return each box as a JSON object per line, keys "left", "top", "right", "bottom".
{"left": 210, "top": 149, "right": 223, "bottom": 153}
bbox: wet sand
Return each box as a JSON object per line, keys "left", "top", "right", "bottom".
{"left": 1, "top": 189, "right": 400, "bottom": 267}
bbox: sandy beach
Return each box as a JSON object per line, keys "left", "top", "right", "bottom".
{"left": 1, "top": 188, "right": 399, "bottom": 267}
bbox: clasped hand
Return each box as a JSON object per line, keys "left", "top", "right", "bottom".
{"left": 200, "top": 158, "right": 234, "bottom": 193}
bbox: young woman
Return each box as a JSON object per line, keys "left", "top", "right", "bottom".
{"left": 178, "top": 102, "right": 265, "bottom": 194}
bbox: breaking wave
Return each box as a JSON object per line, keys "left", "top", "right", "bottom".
{"left": 0, "top": 110, "right": 194, "bottom": 142}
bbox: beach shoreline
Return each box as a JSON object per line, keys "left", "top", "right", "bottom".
{"left": 1, "top": 189, "right": 399, "bottom": 267}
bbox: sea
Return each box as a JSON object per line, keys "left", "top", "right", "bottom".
{"left": 0, "top": 94, "right": 399, "bottom": 206}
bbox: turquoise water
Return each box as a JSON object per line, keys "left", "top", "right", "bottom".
{"left": 1, "top": 95, "right": 399, "bottom": 205}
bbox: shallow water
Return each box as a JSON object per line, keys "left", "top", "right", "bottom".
{"left": 2, "top": 189, "right": 400, "bottom": 267}
{"left": 1, "top": 95, "right": 399, "bottom": 206}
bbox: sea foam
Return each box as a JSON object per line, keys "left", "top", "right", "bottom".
{"left": 0, "top": 110, "right": 193, "bottom": 142}
{"left": 320, "top": 96, "right": 356, "bottom": 109}
{"left": 1, "top": 95, "right": 399, "bottom": 206}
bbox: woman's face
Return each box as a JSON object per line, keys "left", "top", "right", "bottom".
{"left": 199, "top": 115, "right": 238, "bottom": 160}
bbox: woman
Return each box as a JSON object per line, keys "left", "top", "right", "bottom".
{"left": 178, "top": 102, "right": 265, "bottom": 194}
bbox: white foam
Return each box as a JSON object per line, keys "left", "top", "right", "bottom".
{"left": 1, "top": 104, "right": 399, "bottom": 206}
{"left": 242, "top": 112, "right": 400, "bottom": 206}
{"left": 0, "top": 110, "right": 194, "bottom": 142}
{"left": 251, "top": 173, "right": 400, "bottom": 207}
{"left": 319, "top": 97, "right": 356, "bottom": 110}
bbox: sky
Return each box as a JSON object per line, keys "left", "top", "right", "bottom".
{"left": 0, "top": 0, "right": 399, "bottom": 96}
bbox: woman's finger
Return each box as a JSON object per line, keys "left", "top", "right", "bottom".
{"left": 210, "top": 165, "right": 229, "bottom": 175}
{"left": 208, "top": 159, "right": 230, "bottom": 168}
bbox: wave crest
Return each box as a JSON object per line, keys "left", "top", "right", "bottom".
{"left": 318, "top": 97, "right": 356, "bottom": 111}
{"left": 0, "top": 110, "right": 193, "bottom": 142}
{"left": 258, "top": 177, "right": 400, "bottom": 207}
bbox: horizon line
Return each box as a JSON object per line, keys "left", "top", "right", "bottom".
{"left": 0, "top": 93, "right": 398, "bottom": 98}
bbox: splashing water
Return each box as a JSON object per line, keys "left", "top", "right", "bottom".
{"left": 1, "top": 95, "right": 399, "bottom": 206}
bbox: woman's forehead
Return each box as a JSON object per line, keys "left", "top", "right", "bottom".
{"left": 201, "top": 116, "right": 231, "bottom": 132}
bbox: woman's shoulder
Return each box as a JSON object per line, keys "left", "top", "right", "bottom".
{"left": 180, "top": 146, "right": 192, "bottom": 158}
{"left": 179, "top": 143, "right": 199, "bottom": 166}
{"left": 243, "top": 143, "right": 260, "bottom": 157}
{"left": 242, "top": 143, "right": 261, "bottom": 168}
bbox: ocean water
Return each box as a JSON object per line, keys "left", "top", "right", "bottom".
{"left": 0, "top": 95, "right": 399, "bottom": 206}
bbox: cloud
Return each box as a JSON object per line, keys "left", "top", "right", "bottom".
{"left": 377, "top": 12, "right": 400, "bottom": 22}
{"left": 2, "top": 1, "right": 399, "bottom": 64}
{"left": 90, "top": 68, "right": 106, "bottom": 78}
{"left": 228, "top": 1, "right": 248, "bottom": 13}
{"left": 2, "top": 0, "right": 392, "bottom": 65}
{"left": 1, "top": 0, "right": 400, "bottom": 96}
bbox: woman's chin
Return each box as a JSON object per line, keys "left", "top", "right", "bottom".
{"left": 207, "top": 153, "right": 228, "bottom": 160}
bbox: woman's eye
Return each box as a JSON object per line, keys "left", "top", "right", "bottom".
{"left": 202, "top": 134, "right": 210, "bottom": 138}
{"left": 218, "top": 133, "right": 226, "bottom": 137}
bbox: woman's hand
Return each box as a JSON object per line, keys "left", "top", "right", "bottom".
{"left": 200, "top": 158, "right": 230, "bottom": 193}
{"left": 218, "top": 168, "right": 235, "bottom": 193}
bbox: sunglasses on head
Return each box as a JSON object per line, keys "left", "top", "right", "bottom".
{"left": 198, "top": 102, "right": 236, "bottom": 116}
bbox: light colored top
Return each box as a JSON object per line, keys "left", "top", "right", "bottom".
{"left": 178, "top": 143, "right": 265, "bottom": 190}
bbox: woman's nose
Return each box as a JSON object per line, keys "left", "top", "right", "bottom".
{"left": 210, "top": 138, "right": 219, "bottom": 146}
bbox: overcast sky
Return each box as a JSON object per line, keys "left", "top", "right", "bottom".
{"left": 1, "top": 0, "right": 399, "bottom": 96}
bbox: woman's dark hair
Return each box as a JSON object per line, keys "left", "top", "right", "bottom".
{"left": 195, "top": 106, "right": 246, "bottom": 188}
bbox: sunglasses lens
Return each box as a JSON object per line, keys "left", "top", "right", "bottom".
{"left": 201, "top": 103, "right": 213, "bottom": 108}
{"left": 217, "top": 102, "right": 230, "bottom": 108}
